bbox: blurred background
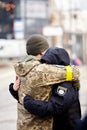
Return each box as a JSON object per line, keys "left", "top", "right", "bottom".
{"left": 0, "top": 0, "right": 87, "bottom": 130}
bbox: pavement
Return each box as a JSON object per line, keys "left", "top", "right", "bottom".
{"left": 0, "top": 63, "right": 17, "bottom": 130}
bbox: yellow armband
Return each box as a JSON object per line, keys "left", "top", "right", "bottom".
{"left": 65, "top": 65, "right": 72, "bottom": 81}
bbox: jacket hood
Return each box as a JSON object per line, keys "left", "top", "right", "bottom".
{"left": 41, "top": 47, "right": 70, "bottom": 65}
{"left": 14, "top": 55, "right": 40, "bottom": 76}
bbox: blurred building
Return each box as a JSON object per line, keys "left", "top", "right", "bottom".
{"left": 0, "top": 0, "right": 50, "bottom": 39}
{"left": 0, "top": 1, "right": 14, "bottom": 39}
{"left": 46, "top": 0, "right": 87, "bottom": 64}
{"left": 14, "top": 0, "right": 49, "bottom": 39}
{"left": 0, "top": 0, "right": 87, "bottom": 63}
{"left": 61, "top": 10, "right": 87, "bottom": 64}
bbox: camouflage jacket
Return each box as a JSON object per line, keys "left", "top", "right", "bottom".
{"left": 14, "top": 55, "right": 79, "bottom": 130}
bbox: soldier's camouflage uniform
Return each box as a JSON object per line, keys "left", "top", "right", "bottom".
{"left": 14, "top": 55, "right": 79, "bottom": 130}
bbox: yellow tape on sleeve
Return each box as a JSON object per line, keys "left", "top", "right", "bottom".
{"left": 65, "top": 65, "right": 72, "bottom": 81}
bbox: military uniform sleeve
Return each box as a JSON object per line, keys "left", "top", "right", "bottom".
{"left": 14, "top": 61, "right": 80, "bottom": 88}
{"left": 33, "top": 64, "right": 80, "bottom": 87}
{"left": 23, "top": 82, "right": 78, "bottom": 117}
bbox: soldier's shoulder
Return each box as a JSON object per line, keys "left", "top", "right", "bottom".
{"left": 14, "top": 59, "right": 40, "bottom": 76}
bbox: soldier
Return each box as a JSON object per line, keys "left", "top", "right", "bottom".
{"left": 9, "top": 34, "right": 80, "bottom": 130}
{"left": 21, "top": 47, "right": 81, "bottom": 130}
